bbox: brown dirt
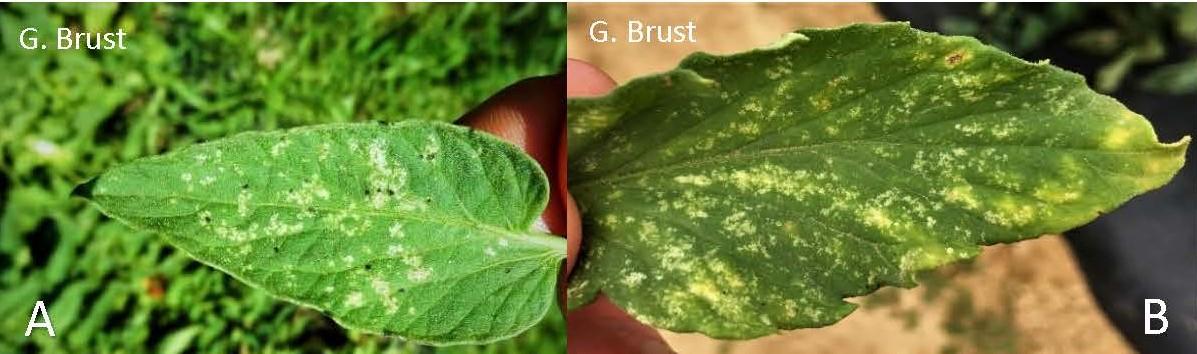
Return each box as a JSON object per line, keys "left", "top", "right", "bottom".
{"left": 567, "top": 4, "right": 1134, "bottom": 354}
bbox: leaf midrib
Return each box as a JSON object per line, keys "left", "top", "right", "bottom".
{"left": 570, "top": 129, "right": 1168, "bottom": 190}
{"left": 96, "top": 191, "right": 566, "bottom": 254}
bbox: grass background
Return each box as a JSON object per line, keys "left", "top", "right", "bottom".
{"left": 0, "top": 3, "right": 565, "bottom": 353}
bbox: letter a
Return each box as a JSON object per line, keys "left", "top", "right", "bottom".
{"left": 25, "top": 300, "right": 55, "bottom": 337}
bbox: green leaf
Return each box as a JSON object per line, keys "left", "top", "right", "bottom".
{"left": 566, "top": 23, "right": 1188, "bottom": 339}
{"left": 1140, "top": 58, "right": 1197, "bottom": 95}
{"left": 157, "top": 325, "right": 202, "bottom": 354}
{"left": 76, "top": 121, "right": 565, "bottom": 345}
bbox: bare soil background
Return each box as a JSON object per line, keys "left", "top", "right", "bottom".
{"left": 567, "top": 3, "right": 1134, "bottom": 354}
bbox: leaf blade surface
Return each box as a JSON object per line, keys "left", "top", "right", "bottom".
{"left": 79, "top": 121, "right": 564, "bottom": 345}
{"left": 566, "top": 23, "right": 1188, "bottom": 339}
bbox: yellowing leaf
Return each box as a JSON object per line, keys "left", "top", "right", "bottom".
{"left": 566, "top": 23, "right": 1188, "bottom": 339}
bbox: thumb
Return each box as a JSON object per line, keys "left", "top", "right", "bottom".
{"left": 457, "top": 74, "right": 568, "bottom": 236}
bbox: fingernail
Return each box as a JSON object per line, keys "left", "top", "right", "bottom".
{"left": 639, "top": 340, "right": 676, "bottom": 354}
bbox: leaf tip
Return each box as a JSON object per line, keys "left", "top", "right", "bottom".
{"left": 1167, "top": 135, "right": 1191, "bottom": 169}
{"left": 1167, "top": 135, "right": 1192, "bottom": 149}
{"left": 72, "top": 177, "right": 98, "bottom": 200}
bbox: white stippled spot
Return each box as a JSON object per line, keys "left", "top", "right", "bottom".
{"left": 197, "top": 210, "right": 213, "bottom": 226}
{"left": 721, "top": 211, "right": 756, "bottom": 236}
{"left": 740, "top": 100, "right": 762, "bottom": 113}
{"left": 345, "top": 292, "right": 364, "bottom": 308}
{"left": 388, "top": 223, "right": 404, "bottom": 238}
{"left": 942, "top": 185, "right": 980, "bottom": 209}
{"left": 1033, "top": 181, "right": 1082, "bottom": 203}
{"left": 862, "top": 207, "right": 894, "bottom": 229}
{"left": 270, "top": 139, "right": 291, "bottom": 157}
{"left": 954, "top": 122, "right": 983, "bottom": 135}
{"left": 622, "top": 272, "right": 646, "bottom": 287}
{"left": 237, "top": 189, "right": 253, "bottom": 217}
{"left": 422, "top": 137, "right": 440, "bottom": 160}
{"left": 673, "top": 174, "right": 712, "bottom": 187}
{"left": 407, "top": 267, "right": 431, "bottom": 283}
{"left": 363, "top": 139, "right": 410, "bottom": 210}
{"left": 325, "top": 209, "right": 370, "bottom": 237}
{"left": 318, "top": 142, "right": 331, "bottom": 161}
{"left": 732, "top": 122, "right": 761, "bottom": 135}
{"left": 984, "top": 198, "right": 1036, "bottom": 227}
{"left": 265, "top": 214, "right": 303, "bottom": 236}
{"left": 372, "top": 278, "right": 398, "bottom": 314}
{"left": 368, "top": 139, "right": 389, "bottom": 173}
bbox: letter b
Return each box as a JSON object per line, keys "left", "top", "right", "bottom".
{"left": 1144, "top": 299, "right": 1168, "bottom": 334}
{"left": 57, "top": 28, "right": 71, "bottom": 49}
{"left": 627, "top": 20, "right": 643, "bottom": 43}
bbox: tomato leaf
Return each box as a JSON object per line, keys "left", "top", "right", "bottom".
{"left": 566, "top": 23, "right": 1188, "bottom": 339}
{"left": 76, "top": 121, "right": 565, "bottom": 345}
